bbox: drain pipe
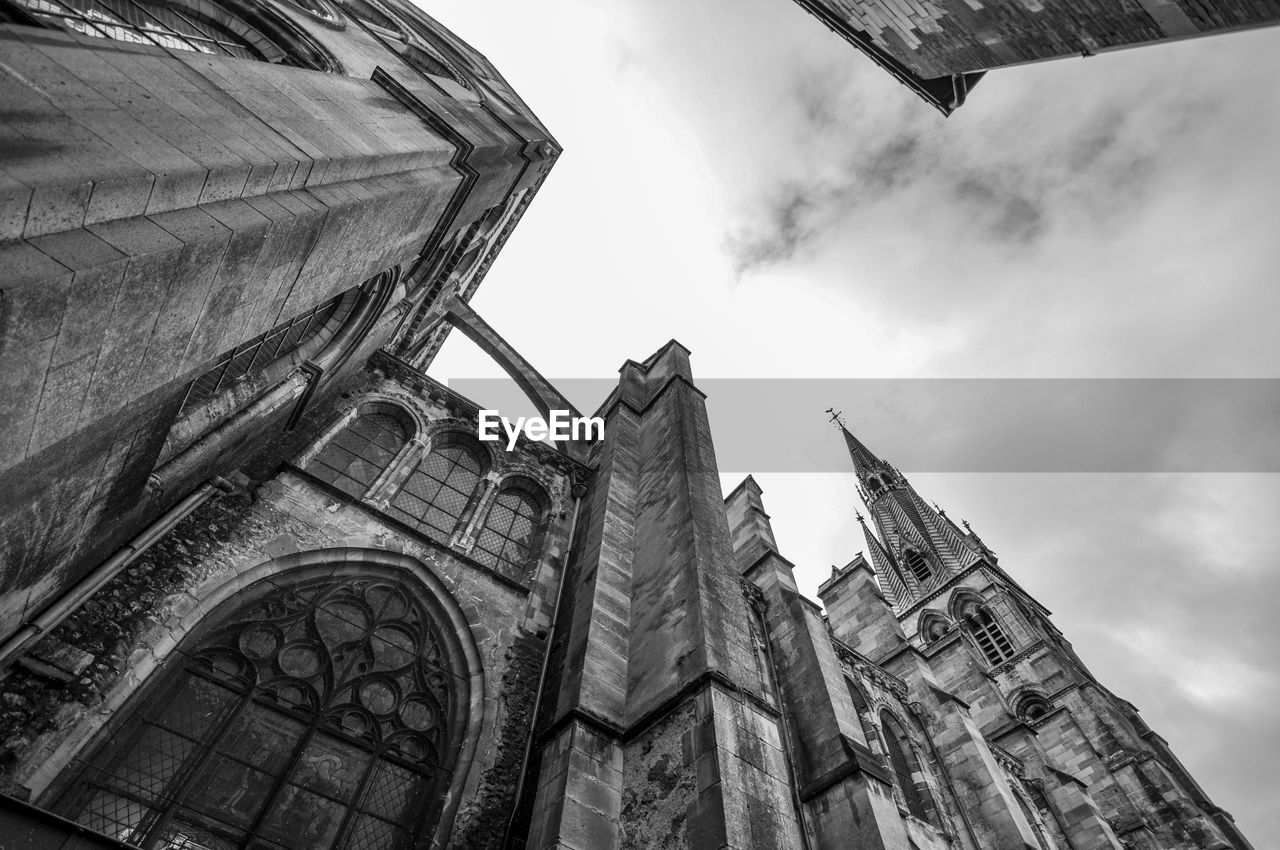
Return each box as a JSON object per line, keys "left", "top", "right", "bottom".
{"left": 0, "top": 478, "right": 230, "bottom": 669}
{"left": 503, "top": 484, "right": 584, "bottom": 850}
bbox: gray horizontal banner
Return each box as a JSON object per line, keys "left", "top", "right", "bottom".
{"left": 445, "top": 378, "right": 1280, "bottom": 473}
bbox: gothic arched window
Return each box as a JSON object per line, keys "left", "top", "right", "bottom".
{"left": 12, "top": 0, "right": 336, "bottom": 69}
{"left": 966, "top": 606, "right": 1015, "bottom": 665}
{"left": 55, "top": 572, "right": 466, "bottom": 850}
{"left": 307, "top": 405, "right": 411, "bottom": 498}
{"left": 470, "top": 480, "right": 547, "bottom": 580}
{"left": 879, "top": 711, "right": 930, "bottom": 823}
{"left": 387, "top": 434, "right": 487, "bottom": 540}
{"left": 904, "top": 549, "right": 932, "bottom": 583}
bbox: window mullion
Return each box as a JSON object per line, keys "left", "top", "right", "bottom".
{"left": 366, "top": 440, "right": 425, "bottom": 507}
{"left": 453, "top": 473, "right": 497, "bottom": 550}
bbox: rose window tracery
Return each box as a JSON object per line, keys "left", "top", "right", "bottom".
{"left": 59, "top": 573, "right": 465, "bottom": 850}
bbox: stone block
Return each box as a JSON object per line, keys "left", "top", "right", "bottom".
{"left": 0, "top": 171, "right": 33, "bottom": 241}
{"left": 23, "top": 635, "right": 95, "bottom": 680}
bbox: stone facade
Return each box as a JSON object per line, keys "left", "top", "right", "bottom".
{"left": 790, "top": 0, "right": 1280, "bottom": 112}
{"left": 0, "top": 0, "right": 558, "bottom": 650}
{"left": 0, "top": 329, "right": 1259, "bottom": 849}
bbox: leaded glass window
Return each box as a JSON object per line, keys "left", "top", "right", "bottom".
{"left": 58, "top": 574, "right": 462, "bottom": 850}
{"left": 178, "top": 293, "right": 346, "bottom": 417}
{"left": 880, "top": 711, "right": 929, "bottom": 822}
{"left": 471, "top": 485, "right": 544, "bottom": 579}
{"left": 386, "top": 436, "right": 486, "bottom": 540}
{"left": 307, "top": 409, "right": 409, "bottom": 499}
{"left": 17, "top": 0, "right": 272, "bottom": 61}
{"left": 967, "top": 606, "right": 1015, "bottom": 665}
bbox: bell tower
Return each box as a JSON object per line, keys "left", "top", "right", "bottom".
{"left": 828, "top": 415, "right": 1255, "bottom": 850}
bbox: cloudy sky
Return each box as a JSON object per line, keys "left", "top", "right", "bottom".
{"left": 422, "top": 0, "right": 1280, "bottom": 839}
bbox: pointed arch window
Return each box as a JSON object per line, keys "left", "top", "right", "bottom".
{"left": 965, "top": 605, "right": 1015, "bottom": 665}
{"left": 307, "top": 405, "right": 411, "bottom": 498}
{"left": 54, "top": 572, "right": 467, "bottom": 849}
{"left": 879, "top": 711, "right": 930, "bottom": 823}
{"left": 904, "top": 549, "right": 932, "bottom": 583}
{"left": 387, "top": 434, "right": 487, "bottom": 540}
{"left": 470, "top": 481, "right": 547, "bottom": 580}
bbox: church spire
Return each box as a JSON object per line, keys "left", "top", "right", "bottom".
{"left": 835, "top": 419, "right": 989, "bottom": 608}
{"left": 841, "top": 421, "right": 887, "bottom": 480}
{"left": 827, "top": 409, "right": 899, "bottom": 501}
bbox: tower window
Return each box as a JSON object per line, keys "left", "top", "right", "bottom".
{"left": 55, "top": 573, "right": 463, "bottom": 849}
{"left": 307, "top": 406, "right": 410, "bottom": 499}
{"left": 471, "top": 482, "right": 547, "bottom": 580}
{"left": 387, "top": 435, "right": 487, "bottom": 540}
{"left": 879, "top": 711, "right": 930, "bottom": 822}
{"left": 904, "top": 549, "right": 932, "bottom": 583}
{"left": 967, "top": 606, "right": 1015, "bottom": 665}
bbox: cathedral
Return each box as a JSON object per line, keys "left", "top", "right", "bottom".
{"left": 0, "top": 0, "right": 1261, "bottom": 848}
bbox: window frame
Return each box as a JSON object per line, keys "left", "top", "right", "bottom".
{"left": 956, "top": 602, "right": 1015, "bottom": 665}
{"left": 305, "top": 403, "right": 415, "bottom": 500}
{"left": 469, "top": 477, "right": 549, "bottom": 580}
{"left": 385, "top": 431, "right": 489, "bottom": 542}
{"left": 903, "top": 548, "right": 932, "bottom": 583}
{"left": 51, "top": 569, "right": 468, "bottom": 850}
